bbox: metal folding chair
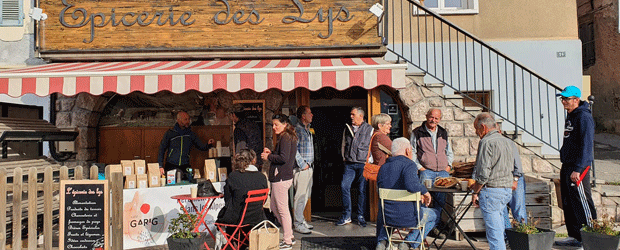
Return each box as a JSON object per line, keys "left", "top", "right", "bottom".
{"left": 214, "top": 188, "right": 269, "bottom": 250}
{"left": 378, "top": 188, "right": 426, "bottom": 250}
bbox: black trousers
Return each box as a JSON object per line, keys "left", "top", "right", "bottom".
{"left": 164, "top": 162, "right": 192, "bottom": 180}
{"left": 560, "top": 164, "right": 597, "bottom": 241}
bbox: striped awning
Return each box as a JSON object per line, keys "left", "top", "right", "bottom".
{"left": 0, "top": 58, "right": 407, "bottom": 97}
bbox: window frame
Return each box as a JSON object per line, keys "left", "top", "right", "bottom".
{"left": 424, "top": 0, "right": 479, "bottom": 15}
{"left": 0, "top": 0, "right": 24, "bottom": 27}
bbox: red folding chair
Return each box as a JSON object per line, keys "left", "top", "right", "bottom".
{"left": 214, "top": 188, "right": 269, "bottom": 250}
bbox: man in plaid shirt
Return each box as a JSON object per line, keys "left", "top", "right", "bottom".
{"left": 293, "top": 105, "right": 315, "bottom": 234}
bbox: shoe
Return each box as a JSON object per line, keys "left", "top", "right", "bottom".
{"left": 303, "top": 221, "right": 314, "bottom": 229}
{"left": 555, "top": 237, "right": 580, "bottom": 246}
{"left": 294, "top": 223, "right": 311, "bottom": 234}
{"left": 357, "top": 216, "right": 367, "bottom": 227}
{"left": 291, "top": 238, "right": 296, "bottom": 245}
{"left": 336, "top": 217, "right": 351, "bottom": 226}
{"left": 397, "top": 242, "right": 411, "bottom": 250}
{"left": 428, "top": 228, "right": 446, "bottom": 239}
{"left": 279, "top": 241, "right": 292, "bottom": 250}
{"left": 376, "top": 240, "right": 388, "bottom": 250}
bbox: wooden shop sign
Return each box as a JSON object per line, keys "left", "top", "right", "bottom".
{"left": 38, "top": 0, "right": 383, "bottom": 58}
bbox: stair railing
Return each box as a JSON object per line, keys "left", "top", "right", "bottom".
{"left": 383, "top": 0, "right": 566, "bottom": 151}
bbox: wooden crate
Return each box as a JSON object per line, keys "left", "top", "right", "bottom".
{"left": 439, "top": 175, "right": 553, "bottom": 240}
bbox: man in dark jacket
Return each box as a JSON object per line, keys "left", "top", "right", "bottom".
{"left": 337, "top": 107, "right": 373, "bottom": 227}
{"left": 554, "top": 86, "right": 597, "bottom": 247}
{"left": 231, "top": 105, "right": 264, "bottom": 168}
{"left": 158, "top": 111, "right": 214, "bottom": 179}
{"left": 376, "top": 137, "right": 437, "bottom": 250}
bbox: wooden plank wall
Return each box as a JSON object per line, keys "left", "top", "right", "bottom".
{"left": 0, "top": 165, "right": 122, "bottom": 249}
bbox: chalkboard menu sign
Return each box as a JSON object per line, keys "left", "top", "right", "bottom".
{"left": 232, "top": 100, "right": 266, "bottom": 152}
{"left": 60, "top": 180, "right": 109, "bottom": 250}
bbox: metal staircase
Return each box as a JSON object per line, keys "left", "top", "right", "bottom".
{"left": 382, "top": 0, "right": 566, "bottom": 152}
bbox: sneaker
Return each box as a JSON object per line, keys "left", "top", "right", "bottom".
{"left": 279, "top": 241, "right": 292, "bottom": 250}
{"left": 376, "top": 240, "right": 388, "bottom": 250}
{"left": 291, "top": 238, "right": 296, "bottom": 245}
{"left": 336, "top": 217, "right": 351, "bottom": 226}
{"left": 294, "top": 223, "right": 311, "bottom": 234}
{"left": 303, "top": 221, "right": 314, "bottom": 229}
{"left": 357, "top": 216, "right": 367, "bottom": 227}
{"left": 555, "top": 237, "right": 580, "bottom": 246}
{"left": 428, "top": 228, "right": 446, "bottom": 239}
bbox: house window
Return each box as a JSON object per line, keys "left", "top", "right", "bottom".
{"left": 0, "top": 0, "right": 23, "bottom": 26}
{"left": 423, "top": 0, "right": 479, "bottom": 14}
{"left": 461, "top": 91, "right": 490, "bottom": 112}
{"left": 579, "top": 21, "right": 595, "bottom": 69}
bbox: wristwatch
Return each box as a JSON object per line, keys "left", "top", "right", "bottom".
{"left": 513, "top": 176, "right": 519, "bottom": 182}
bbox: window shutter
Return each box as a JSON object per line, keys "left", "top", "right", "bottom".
{"left": 0, "top": 0, "right": 23, "bottom": 26}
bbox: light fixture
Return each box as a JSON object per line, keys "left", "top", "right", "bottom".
{"left": 369, "top": 3, "right": 384, "bottom": 18}
{"left": 29, "top": 7, "right": 48, "bottom": 21}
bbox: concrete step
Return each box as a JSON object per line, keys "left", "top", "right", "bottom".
{"left": 444, "top": 95, "right": 464, "bottom": 108}
{"left": 522, "top": 142, "right": 543, "bottom": 155}
{"left": 502, "top": 130, "right": 523, "bottom": 143}
{"left": 405, "top": 72, "right": 426, "bottom": 85}
{"left": 464, "top": 106, "right": 483, "bottom": 117}
{"left": 424, "top": 83, "right": 445, "bottom": 95}
{"left": 543, "top": 154, "right": 561, "bottom": 168}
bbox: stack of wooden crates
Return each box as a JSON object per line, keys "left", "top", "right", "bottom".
{"left": 442, "top": 174, "right": 552, "bottom": 240}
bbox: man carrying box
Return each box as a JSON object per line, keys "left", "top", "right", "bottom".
{"left": 158, "top": 111, "right": 215, "bottom": 180}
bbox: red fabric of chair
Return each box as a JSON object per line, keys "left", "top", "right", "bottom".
{"left": 214, "top": 188, "right": 269, "bottom": 250}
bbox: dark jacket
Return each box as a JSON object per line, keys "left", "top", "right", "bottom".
{"left": 341, "top": 122, "right": 373, "bottom": 163}
{"left": 234, "top": 118, "right": 264, "bottom": 166}
{"left": 267, "top": 133, "right": 297, "bottom": 182}
{"left": 216, "top": 170, "right": 268, "bottom": 226}
{"left": 377, "top": 155, "right": 427, "bottom": 228}
{"left": 158, "top": 123, "right": 211, "bottom": 167}
{"left": 412, "top": 121, "right": 449, "bottom": 171}
{"left": 560, "top": 101, "right": 594, "bottom": 173}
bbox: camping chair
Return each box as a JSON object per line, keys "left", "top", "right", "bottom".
{"left": 214, "top": 188, "right": 269, "bottom": 250}
{"left": 378, "top": 188, "right": 426, "bottom": 250}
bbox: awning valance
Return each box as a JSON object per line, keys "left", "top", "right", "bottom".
{"left": 0, "top": 58, "right": 407, "bottom": 97}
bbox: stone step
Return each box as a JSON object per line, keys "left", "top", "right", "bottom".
{"left": 543, "top": 154, "right": 561, "bottom": 169}
{"left": 444, "top": 95, "right": 464, "bottom": 108}
{"left": 464, "top": 106, "right": 483, "bottom": 117}
{"left": 502, "top": 130, "right": 523, "bottom": 143}
{"left": 424, "top": 83, "right": 445, "bottom": 95}
{"left": 522, "top": 142, "right": 543, "bottom": 155}
{"left": 405, "top": 72, "right": 426, "bottom": 86}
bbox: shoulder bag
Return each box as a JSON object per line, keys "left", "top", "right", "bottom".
{"left": 363, "top": 133, "right": 380, "bottom": 181}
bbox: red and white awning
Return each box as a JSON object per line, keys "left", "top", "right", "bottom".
{"left": 0, "top": 58, "right": 407, "bottom": 97}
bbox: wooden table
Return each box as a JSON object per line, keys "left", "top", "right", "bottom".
{"left": 427, "top": 187, "right": 478, "bottom": 250}
{"left": 171, "top": 194, "right": 223, "bottom": 250}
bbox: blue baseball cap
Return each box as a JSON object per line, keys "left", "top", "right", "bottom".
{"left": 556, "top": 85, "right": 581, "bottom": 98}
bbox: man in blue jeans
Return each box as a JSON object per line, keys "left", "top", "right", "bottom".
{"left": 337, "top": 107, "right": 373, "bottom": 227}
{"left": 410, "top": 108, "right": 453, "bottom": 238}
{"left": 504, "top": 142, "right": 527, "bottom": 229}
{"left": 471, "top": 113, "right": 514, "bottom": 250}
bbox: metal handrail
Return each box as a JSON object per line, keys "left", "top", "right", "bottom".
{"left": 384, "top": 0, "right": 565, "bottom": 151}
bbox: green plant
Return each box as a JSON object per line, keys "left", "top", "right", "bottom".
{"left": 168, "top": 213, "right": 200, "bottom": 239}
{"left": 582, "top": 214, "right": 620, "bottom": 236}
{"left": 511, "top": 213, "right": 541, "bottom": 234}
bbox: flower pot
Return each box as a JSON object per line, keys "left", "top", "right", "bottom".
{"left": 581, "top": 229, "right": 620, "bottom": 250}
{"left": 505, "top": 228, "right": 555, "bottom": 250}
{"left": 166, "top": 233, "right": 205, "bottom": 250}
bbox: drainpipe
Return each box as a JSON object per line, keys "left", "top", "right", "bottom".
{"left": 588, "top": 95, "right": 596, "bottom": 187}
{"left": 49, "top": 94, "right": 75, "bottom": 162}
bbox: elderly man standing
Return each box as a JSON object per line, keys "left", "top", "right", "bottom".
{"left": 293, "top": 105, "right": 315, "bottom": 234}
{"left": 337, "top": 107, "right": 373, "bottom": 227}
{"left": 554, "top": 86, "right": 596, "bottom": 247}
{"left": 470, "top": 113, "right": 513, "bottom": 250}
{"left": 410, "top": 108, "right": 453, "bottom": 238}
{"left": 376, "top": 138, "right": 438, "bottom": 250}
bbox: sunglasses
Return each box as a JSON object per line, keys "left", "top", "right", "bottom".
{"left": 560, "top": 97, "right": 577, "bottom": 101}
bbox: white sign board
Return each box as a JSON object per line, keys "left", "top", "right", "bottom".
{"left": 122, "top": 183, "right": 224, "bottom": 249}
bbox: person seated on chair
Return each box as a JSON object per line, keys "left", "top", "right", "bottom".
{"left": 376, "top": 138, "right": 440, "bottom": 250}
{"left": 216, "top": 149, "right": 269, "bottom": 245}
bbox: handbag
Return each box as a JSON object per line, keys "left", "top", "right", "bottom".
{"left": 249, "top": 220, "right": 279, "bottom": 250}
{"left": 363, "top": 133, "right": 381, "bottom": 181}
{"left": 196, "top": 178, "right": 220, "bottom": 197}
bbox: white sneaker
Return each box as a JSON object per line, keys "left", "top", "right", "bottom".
{"left": 554, "top": 237, "right": 580, "bottom": 246}
{"left": 294, "top": 224, "right": 311, "bottom": 234}
{"left": 303, "top": 221, "right": 314, "bottom": 229}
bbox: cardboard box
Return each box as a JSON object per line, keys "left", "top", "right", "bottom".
{"left": 218, "top": 167, "right": 228, "bottom": 182}
{"left": 133, "top": 160, "right": 146, "bottom": 175}
{"left": 148, "top": 173, "right": 160, "bottom": 187}
{"left": 136, "top": 174, "right": 148, "bottom": 189}
{"left": 125, "top": 175, "right": 137, "bottom": 189}
{"left": 147, "top": 163, "right": 160, "bottom": 175}
{"left": 204, "top": 159, "right": 218, "bottom": 182}
{"left": 121, "top": 160, "right": 134, "bottom": 176}
{"left": 167, "top": 170, "right": 177, "bottom": 185}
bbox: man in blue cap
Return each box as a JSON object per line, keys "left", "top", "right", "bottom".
{"left": 554, "top": 85, "right": 597, "bottom": 248}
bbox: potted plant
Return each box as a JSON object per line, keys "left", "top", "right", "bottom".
{"left": 167, "top": 212, "right": 205, "bottom": 250}
{"left": 505, "top": 217, "right": 555, "bottom": 250}
{"left": 581, "top": 214, "right": 620, "bottom": 250}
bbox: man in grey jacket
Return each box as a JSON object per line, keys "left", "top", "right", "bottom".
{"left": 337, "top": 107, "right": 373, "bottom": 227}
